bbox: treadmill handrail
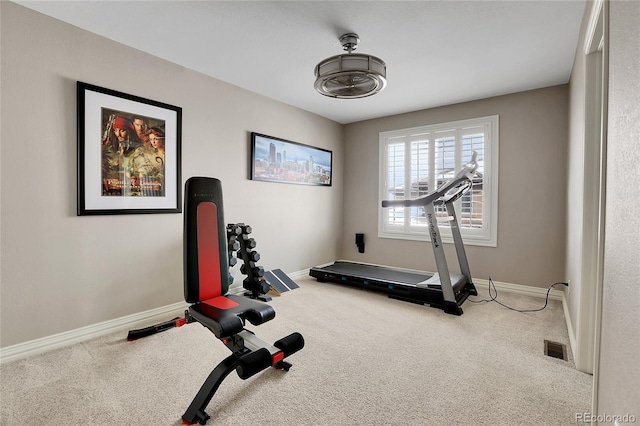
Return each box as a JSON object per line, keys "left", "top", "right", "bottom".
{"left": 435, "top": 179, "right": 473, "bottom": 205}
{"left": 381, "top": 151, "right": 478, "bottom": 208}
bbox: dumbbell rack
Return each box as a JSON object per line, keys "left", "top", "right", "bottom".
{"left": 226, "top": 223, "right": 271, "bottom": 301}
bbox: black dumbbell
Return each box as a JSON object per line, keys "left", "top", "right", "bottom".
{"left": 258, "top": 279, "right": 270, "bottom": 294}
{"left": 243, "top": 277, "right": 261, "bottom": 287}
{"left": 229, "top": 256, "right": 237, "bottom": 267}
{"left": 249, "top": 251, "right": 260, "bottom": 262}
{"left": 241, "top": 225, "right": 252, "bottom": 235}
{"left": 228, "top": 236, "right": 240, "bottom": 251}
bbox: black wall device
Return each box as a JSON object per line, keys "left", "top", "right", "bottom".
{"left": 355, "top": 233, "right": 365, "bottom": 253}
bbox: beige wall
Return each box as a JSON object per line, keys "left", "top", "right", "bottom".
{"left": 0, "top": 2, "right": 343, "bottom": 347}
{"left": 342, "top": 86, "right": 569, "bottom": 288}
{"left": 597, "top": 0, "right": 640, "bottom": 418}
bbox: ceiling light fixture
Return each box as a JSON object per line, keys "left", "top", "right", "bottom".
{"left": 314, "top": 33, "right": 387, "bottom": 99}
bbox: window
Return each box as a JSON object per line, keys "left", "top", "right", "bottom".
{"left": 378, "top": 115, "right": 498, "bottom": 247}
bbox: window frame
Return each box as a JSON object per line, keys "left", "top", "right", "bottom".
{"left": 378, "top": 115, "right": 499, "bottom": 247}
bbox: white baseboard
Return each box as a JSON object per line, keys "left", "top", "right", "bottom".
{"left": 1, "top": 301, "right": 189, "bottom": 364}
{"left": 476, "top": 278, "right": 575, "bottom": 361}
{"left": 562, "top": 291, "right": 577, "bottom": 362}
{"left": 474, "top": 279, "right": 573, "bottom": 354}
{"left": 0, "top": 269, "right": 311, "bottom": 365}
{"left": 313, "top": 261, "right": 565, "bottom": 301}
{"left": 287, "top": 269, "right": 310, "bottom": 280}
{"left": 0, "top": 269, "right": 567, "bottom": 365}
{"left": 473, "top": 278, "right": 564, "bottom": 301}
{"left": 303, "top": 266, "right": 575, "bottom": 359}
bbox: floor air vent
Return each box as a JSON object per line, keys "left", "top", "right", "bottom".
{"left": 544, "top": 340, "right": 567, "bottom": 360}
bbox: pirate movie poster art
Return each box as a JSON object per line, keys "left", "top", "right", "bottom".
{"left": 77, "top": 82, "right": 182, "bottom": 215}
{"left": 101, "top": 110, "right": 166, "bottom": 197}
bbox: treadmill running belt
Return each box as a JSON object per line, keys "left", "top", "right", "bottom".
{"left": 317, "top": 261, "right": 431, "bottom": 285}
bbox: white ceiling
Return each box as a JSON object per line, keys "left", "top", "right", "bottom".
{"left": 14, "top": 0, "right": 586, "bottom": 124}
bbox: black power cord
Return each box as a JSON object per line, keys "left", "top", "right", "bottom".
{"left": 468, "top": 277, "right": 569, "bottom": 313}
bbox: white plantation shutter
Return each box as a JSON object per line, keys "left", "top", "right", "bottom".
{"left": 386, "top": 140, "right": 405, "bottom": 225}
{"left": 379, "top": 116, "right": 499, "bottom": 247}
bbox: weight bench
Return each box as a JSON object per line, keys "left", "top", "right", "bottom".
{"left": 181, "top": 177, "right": 304, "bottom": 425}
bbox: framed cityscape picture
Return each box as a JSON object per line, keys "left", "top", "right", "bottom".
{"left": 250, "top": 132, "right": 332, "bottom": 186}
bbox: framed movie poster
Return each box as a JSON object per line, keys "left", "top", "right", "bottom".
{"left": 77, "top": 82, "right": 182, "bottom": 215}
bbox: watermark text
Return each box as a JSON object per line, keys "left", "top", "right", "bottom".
{"left": 575, "top": 412, "right": 636, "bottom": 424}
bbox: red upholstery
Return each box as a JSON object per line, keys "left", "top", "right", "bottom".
{"left": 184, "top": 177, "right": 229, "bottom": 303}
{"left": 184, "top": 177, "right": 275, "bottom": 338}
{"left": 196, "top": 202, "right": 222, "bottom": 300}
{"left": 202, "top": 297, "right": 240, "bottom": 310}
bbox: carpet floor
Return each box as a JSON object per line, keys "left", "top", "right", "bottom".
{"left": 0, "top": 277, "right": 592, "bottom": 425}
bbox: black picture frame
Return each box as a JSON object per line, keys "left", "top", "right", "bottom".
{"left": 77, "top": 81, "right": 182, "bottom": 215}
{"left": 250, "top": 132, "right": 332, "bottom": 186}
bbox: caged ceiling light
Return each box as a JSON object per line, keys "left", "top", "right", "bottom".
{"left": 314, "top": 33, "right": 387, "bottom": 99}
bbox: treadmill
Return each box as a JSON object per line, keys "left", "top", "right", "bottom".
{"left": 310, "top": 153, "right": 479, "bottom": 315}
